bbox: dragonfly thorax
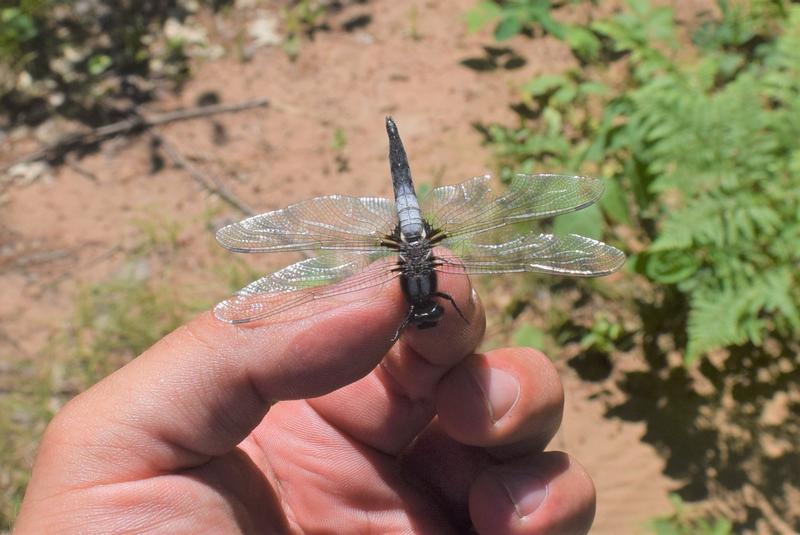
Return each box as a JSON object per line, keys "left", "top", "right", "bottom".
{"left": 398, "top": 235, "right": 436, "bottom": 297}
{"left": 402, "top": 246, "right": 433, "bottom": 272}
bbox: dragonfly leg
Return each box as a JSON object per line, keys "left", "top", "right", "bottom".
{"left": 434, "top": 292, "right": 469, "bottom": 324}
{"left": 392, "top": 306, "right": 416, "bottom": 342}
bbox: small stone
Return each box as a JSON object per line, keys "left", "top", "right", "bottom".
{"left": 248, "top": 16, "right": 282, "bottom": 48}
{"left": 8, "top": 162, "right": 51, "bottom": 186}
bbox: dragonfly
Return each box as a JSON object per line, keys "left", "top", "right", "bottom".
{"left": 214, "top": 117, "right": 625, "bottom": 337}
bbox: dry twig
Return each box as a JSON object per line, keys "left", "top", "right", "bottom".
{"left": 40, "top": 244, "right": 122, "bottom": 291}
{"left": 148, "top": 130, "right": 255, "bottom": 216}
{"left": 3, "top": 97, "right": 269, "bottom": 173}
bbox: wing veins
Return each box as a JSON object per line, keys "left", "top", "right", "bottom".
{"left": 215, "top": 255, "right": 400, "bottom": 324}
{"left": 423, "top": 174, "right": 605, "bottom": 239}
{"left": 433, "top": 232, "right": 625, "bottom": 277}
{"left": 216, "top": 195, "right": 398, "bottom": 253}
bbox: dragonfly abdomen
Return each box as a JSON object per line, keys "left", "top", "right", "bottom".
{"left": 386, "top": 116, "right": 424, "bottom": 238}
{"left": 395, "top": 194, "right": 424, "bottom": 238}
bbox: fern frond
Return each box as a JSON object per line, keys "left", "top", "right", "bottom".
{"left": 686, "top": 267, "right": 799, "bottom": 362}
{"left": 686, "top": 288, "right": 753, "bottom": 363}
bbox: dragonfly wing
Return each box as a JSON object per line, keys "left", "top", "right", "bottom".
{"left": 421, "top": 174, "right": 605, "bottom": 239}
{"left": 216, "top": 195, "right": 398, "bottom": 253}
{"left": 435, "top": 231, "right": 625, "bottom": 277}
{"left": 214, "top": 251, "right": 399, "bottom": 324}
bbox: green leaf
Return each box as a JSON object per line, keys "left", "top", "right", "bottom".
{"left": 495, "top": 15, "right": 522, "bottom": 41}
{"left": 579, "top": 80, "right": 609, "bottom": 95}
{"left": 1, "top": 7, "right": 37, "bottom": 41}
{"left": 685, "top": 289, "right": 748, "bottom": 364}
{"left": 330, "top": 127, "right": 347, "bottom": 151}
{"left": 523, "top": 74, "right": 569, "bottom": 97}
{"left": 710, "top": 519, "right": 733, "bottom": 535}
{"left": 638, "top": 250, "right": 699, "bottom": 284}
{"left": 512, "top": 324, "right": 546, "bottom": 350}
{"left": 551, "top": 83, "right": 578, "bottom": 105}
{"left": 598, "top": 177, "right": 631, "bottom": 224}
{"left": 553, "top": 203, "right": 604, "bottom": 240}
{"left": 533, "top": 8, "right": 566, "bottom": 39}
{"left": 88, "top": 54, "right": 112, "bottom": 75}
{"left": 646, "top": 493, "right": 733, "bottom": 534}
{"left": 465, "top": 1, "right": 502, "bottom": 33}
{"left": 542, "top": 106, "right": 562, "bottom": 134}
{"left": 564, "top": 25, "right": 601, "bottom": 60}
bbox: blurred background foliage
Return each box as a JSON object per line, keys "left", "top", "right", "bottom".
{"left": 0, "top": 0, "right": 231, "bottom": 127}
{"left": 0, "top": 212, "right": 257, "bottom": 527}
{"left": 2, "top": 0, "right": 800, "bottom": 532}
{"left": 470, "top": 0, "right": 800, "bottom": 364}
{"left": 467, "top": 0, "right": 799, "bottom": 531}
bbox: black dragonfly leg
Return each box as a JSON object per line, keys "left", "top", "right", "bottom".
{"left": 434, "top": 292, "right": 469, "bottom": 324}
{"left": 392, "top": 306, "right": 416, "bottom": 342}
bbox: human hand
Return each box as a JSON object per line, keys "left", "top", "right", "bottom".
{"left": 15, "top": 268, "right": 595, "bottom": 534}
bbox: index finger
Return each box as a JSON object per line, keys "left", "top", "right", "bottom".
{"left": 303, "top": 266, "right": 486, "bottom": 454}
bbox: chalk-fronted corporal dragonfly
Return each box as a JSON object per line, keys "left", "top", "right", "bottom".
{"left": 214, "top": 118, "right": 625, "bottom": 335}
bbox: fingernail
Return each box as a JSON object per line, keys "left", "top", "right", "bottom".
{"left": 468, "top": 287, "right": 479, "bottom": 316}
{"left": 467, "top": 365, "right": 520, "bottom": 423}
{"left": 499, "top": 471, "right": 549, "bottom": 519}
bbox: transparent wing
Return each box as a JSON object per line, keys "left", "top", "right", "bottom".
{"left": 214, "top": 251, "right": 399, "bottom": 324}
{"left": 216, "top": 195, "right": 398, "bottom": 253}
{"left": 434, "top": 230, "right": 625, "bottom": 277}
{"left": 421, "top": 174, "right": 604, "bottom": 239}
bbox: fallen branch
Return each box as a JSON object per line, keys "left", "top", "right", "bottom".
{"left": 148, "top": 129, "right": 255, "bottom": 217}
{"left": 3, "top": 97, "right": 269, "bottom": 173}
{"left": 3, "top": 249, "right": 72, "bottom": 271}
{"left": 40, "top": 244, "right": 122, "bottom": 291}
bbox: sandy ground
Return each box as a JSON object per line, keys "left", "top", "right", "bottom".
{"left": 1, "top": 1, "right": 678, "bottom": 531}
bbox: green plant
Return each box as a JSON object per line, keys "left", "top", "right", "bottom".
{"left": 0, "top": 6, "right": 38, "bottom": 61}
{"left": 0, "top": 211, "right": 241, "bottom": 528}
{"left": 580, "top": 313, "right": 624, "bottom": 354}
{"left": 133, "top": 214, "right": 183, "bottom": 254}
{"left": 466, "top": 0, "right": 607, "bottom": 62}
{"left": 647, "top": 494, "right": 732, "bottom": 535}
{"left": 0, "top": 273, "right": 200, "bottom": 529}
{"left": 67, "top": 277, "right": 190, "bottom": 386}
{"left": 282, "top": 0, "right": 327, "bottom": 60}
{"left": 466, "top": 0, "right": 583, "bottom": 41}
{"left": 475, "top": 0, "right": 800, "bottom": 363}
{"left": 331, "top": 126, "right": 349, "bottom": 173}
{"left": 0, "top": 0, "right": 222, "bottom": 125}
{"left": 408, "top": 5, "right": 422, "bottom": 41}
{"left": 0, "top": 359, "right": 52, "bottom": 529}
{"left": 512, "top": 324, "right": 546, "bottom": 350}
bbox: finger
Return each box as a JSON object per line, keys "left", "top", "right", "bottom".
{"left": 400, "top": 423, "right": 595, "bottom": 534}
{"left": 27, "top": 263, "right": 408, "bottom": 491}
{"left": 398, "top": 347, "right": 564, "bottom": 518}
{"left": 305, "top": 267, "right": 486, "bottom": 454}
{"left": 436, "top": 347, "right": 564, "bottom": 457}
{"left": 470, "top": 452, "right": 596, "bottom": 535}
{"left": 400, "top": 270, "right": 486, "bottom": 366}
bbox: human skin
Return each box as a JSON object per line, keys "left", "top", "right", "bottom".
{"left": 15, "top": 266, "right": 595, "bottom": 534}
